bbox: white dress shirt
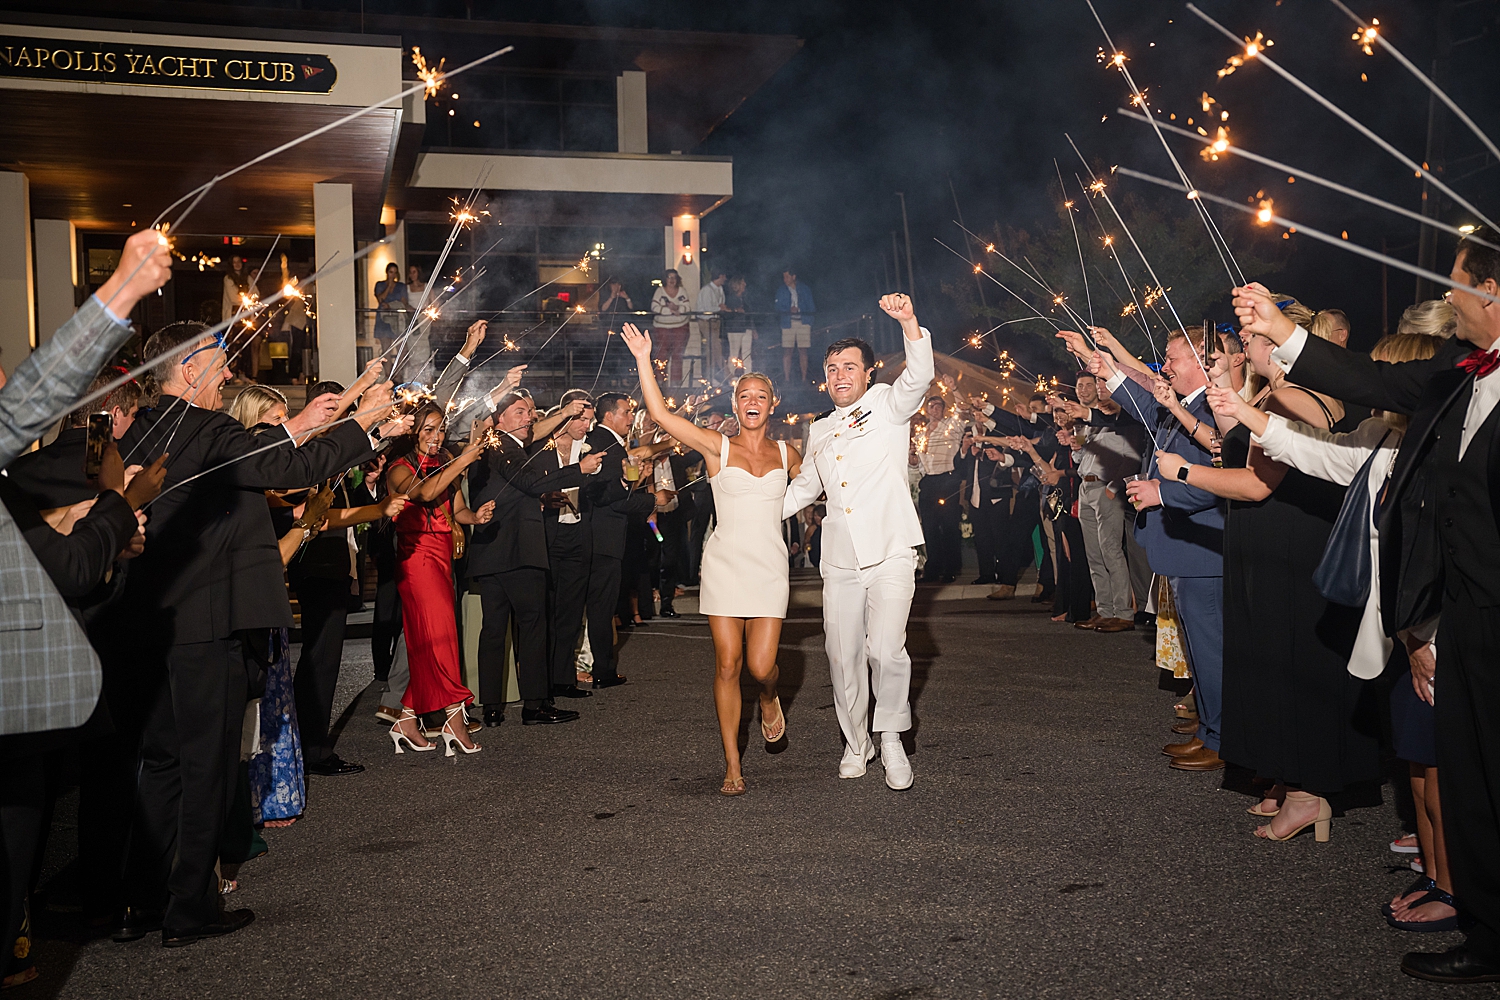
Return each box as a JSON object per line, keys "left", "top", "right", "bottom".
{"left": 783, "top": 328, "right": 935, "bottom": 568}
{"left": 696, "top": 282, "right": 725, "bottom": 315}
{"left": 916, "top": 412, "right": 965, "bottom": 476}
{"left": 556, "top": 436, "right": 585, "bottom": 523}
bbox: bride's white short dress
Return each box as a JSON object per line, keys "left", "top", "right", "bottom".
{"left": 697, "top": 435, "right": 790, "bottom": 619}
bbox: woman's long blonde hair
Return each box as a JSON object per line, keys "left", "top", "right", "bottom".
{"left": 228, "top": 383, "right": 287, "bottom": 429}
{"left": 1371, "top": 333, "right": 1443, "bottom": 431}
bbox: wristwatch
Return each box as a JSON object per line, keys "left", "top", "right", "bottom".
{"left": 1176, "top": 465, "right": 1191, "bottom": 482}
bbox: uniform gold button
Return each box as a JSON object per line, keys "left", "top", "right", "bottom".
{"left": 834, "top": 432, "right": 840, "bottom": 437}
{"left": 845, "top": 507, "right": 852, "bottom": 513}
{"left": 836, "top": 455, "right": 843, "bottom": 460}
{"left": 841, "top": 481, "right": 847, "bottom": 487}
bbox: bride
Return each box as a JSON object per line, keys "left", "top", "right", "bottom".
{"left": 621, "top": 323, "right": 802, "bottom": 796}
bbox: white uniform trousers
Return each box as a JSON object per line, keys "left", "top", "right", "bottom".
{"left": 820, "top": 548, "right": 917, "bottom": 753}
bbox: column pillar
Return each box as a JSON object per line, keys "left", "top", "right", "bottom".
{"left": 616, "top": 71, "right": 648, "bottom": 154}
{"left": 0, "top": 172, "right": 36, "bottom": 374}
{"left": 314, "top": 182, "right": 357, "bottom": 385}
{"left": 33, "top": 219, "right": 77, "bottom": 345}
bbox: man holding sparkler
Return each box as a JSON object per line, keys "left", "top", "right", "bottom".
{"left": 782, "top": 292, "right": 932, "bottom": 789}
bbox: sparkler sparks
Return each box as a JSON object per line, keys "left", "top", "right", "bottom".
{"left": 1354, "top": 19, "right": 1380, "bottom": 56}
{"left": 1257, "top": 199, "right": 1275, "bottom": 225}
{"left": 1199, "top": 126, "right": 1232, "bottom": 161}
{"left": 1217, "top": 31, "right": 1269, "bottom": 78}
{"left": 173, "top": 250, "right": 221, "bottom": 272}
{"left": 412, "top": 48, "right": 446, "bottom": 98}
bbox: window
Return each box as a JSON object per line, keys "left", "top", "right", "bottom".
{"left": 424, "top": 70, "right": 618, "bottom": 152}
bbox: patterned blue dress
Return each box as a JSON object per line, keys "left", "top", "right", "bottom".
{"left": 250, "top": 627, "right": 305, "bottom": 822}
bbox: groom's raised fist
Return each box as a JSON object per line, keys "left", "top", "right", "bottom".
{"left": 878, "top": 293, "right": 914, "bottom": 322}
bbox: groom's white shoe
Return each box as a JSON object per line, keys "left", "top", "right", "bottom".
{"left": 880, "top": 733, "right": 913, "bottom": 790}
{"left": 838, "top": 743, "right": 875, "bottom": 778}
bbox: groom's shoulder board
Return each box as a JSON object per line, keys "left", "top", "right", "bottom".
{"left": 814, "top": 409, "right": 834, "bottom": 422}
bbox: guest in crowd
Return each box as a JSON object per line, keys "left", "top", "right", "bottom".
{"left": 651, "top": 270, "right": 693, "bottom": 385}
{"left": 542, "top": 393, "right": 599, "bottom": 700}
{"left": 114, "top": 316, "right": 388, "bottom": 945}
{"left": 724, "top": 276, "right": 754, "bottom": 372}
{"left": 1155, "top": 303, "right": 1374, "bottom": 841}
{"left": 600, "top": 278, "right": 636, "bottom": 330}
{"left": 373, "top": 261, "right": 407, "bottom": 344}
{"left": 580, "top": 393, "right": 658, "bottom": 687}
{"left": 1063, "top": 370, "right": 1142, "bottom": 631}
{"left": 958, "top": 428, "right": 1015, "bottom": 587}
{"left": 1070, "top": 325, "right": 1226, "bottom": 772}
{"left": 775, "top": 267, "right": 815, "bottom": 384}
{"left": 913, "top": 395, "right": 965, "bottom": 583}
{"left": 384, "top": 404, "right": 494, "bottom": 756}
{"left": 466, "top": 390, "right": 601, "bottom": 726}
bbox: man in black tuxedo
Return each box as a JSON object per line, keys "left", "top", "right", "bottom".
{"left": 113, "top": 322, "right": 384, "bottom": 946}
{"left": 467, "top": 391, "right": 603, "bottom": 725}
{"left": 582, "top": 393, "right": 656, "bottom": 687}
{"left": 654, "top": 447, "right": 697, "bottom": 617}
{"left": 1233, "top": 229, "right": 1500, "bottom": 984}
{"left": 958, "top": 430, "right": 1016, "bottom": 590}
{"left": 542, "top": 395, "right": 596, "bottom": 696}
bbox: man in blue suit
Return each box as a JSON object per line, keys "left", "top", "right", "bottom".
{"left": 1066, "top": 326, "right": 1226, "bottom": 771}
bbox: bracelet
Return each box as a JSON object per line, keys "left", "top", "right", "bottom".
{"left": 1191, "top": 420, "right": 1202, "bottom": 437}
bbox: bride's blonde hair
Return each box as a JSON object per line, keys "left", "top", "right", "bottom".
{"left": 732, "top": 372, "right": 779, "bottom": 410}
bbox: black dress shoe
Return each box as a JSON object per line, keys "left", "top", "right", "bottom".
{"left": 522, "top": 705, "right": 580, "bottom": 725}
{"left": 971, "top": 577, "right": 995, "bottom": 585}
{"left": 659, "top": 608, "right": 680, "bottom": 618}
{"left": 483, "top": 706, "right": 506, "bottom": 727}
{"left": 593, "top": 674, "right": 628, "bottom": 690}
{"left": 111, "top": 906, "right": 163, "bottom": 942}
{"left": 162, "top": 907, "right": 255, "bottom": 948}
{"left": 1135, "top": 611, "right": 1157, "bottom": 628}
{"left": 1031, "top": 589, "right": 1055, "bottom": 604}
{"left": 615, "top": 619, "right": 635, "bottom": 632}
{"left": 1402, "top": 947, "right": 1500, "bottom": 983}
{"left": 552, "top": 685, "right": 593, "bottom": 699}
{"left": 305, "top": 754, "right": 364, "bottom": 776}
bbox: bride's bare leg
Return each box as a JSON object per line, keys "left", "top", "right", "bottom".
{"left": 708, "top": 616, "right": 747, "bottom": 782}
{"left": 744, "top": 617, "right": 783, "bottom": 731}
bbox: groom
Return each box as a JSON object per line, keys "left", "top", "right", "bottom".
{"left": 784, "top": 293, "right": 933, "bottom": 789}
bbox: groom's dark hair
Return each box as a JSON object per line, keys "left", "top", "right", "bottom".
{"left": 824, "top": 337, "right": 875, "bottom": 371}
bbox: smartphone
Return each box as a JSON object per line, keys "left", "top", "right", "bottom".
{"left": 84, "top": 412, "right": 111, "bottom": 480}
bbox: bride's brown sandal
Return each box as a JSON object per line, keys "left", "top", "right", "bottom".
{"left": 720, "top": 776, "right": 746, "bottom": 796}
{"left": 761, "top": 696, "right": 787, "bottom": 744}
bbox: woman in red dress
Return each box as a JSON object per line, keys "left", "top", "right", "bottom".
{"left": 385, "top": 403, "right": 494, "bottom": 756}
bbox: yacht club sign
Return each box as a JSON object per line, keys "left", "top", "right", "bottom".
{"left": 0, "top": 36, "right": 338, "bottom": 93}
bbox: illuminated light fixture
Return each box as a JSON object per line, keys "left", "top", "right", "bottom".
{"left": 1459, "top": 224, "right": 1478, "bottom": 234}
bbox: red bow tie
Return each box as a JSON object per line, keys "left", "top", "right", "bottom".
{"left": 1458, "top": 349, "right": 1500, "bottom": 378}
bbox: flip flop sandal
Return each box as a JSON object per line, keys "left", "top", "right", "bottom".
{"left": 1386, "top": 889, "right": 1459, "bottom": 933}
{"left": 719, "top": 776, "right": 746, "bottom": 797}
{"left": 761, "top": 696, "right": 786, "bottom": 744}
{"left": 1382, "top": 875, "right": 1438, "bottom": 918}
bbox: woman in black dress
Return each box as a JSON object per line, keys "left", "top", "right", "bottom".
{"left": 1154, "top": 316, "right": 1376, "bottom": 843}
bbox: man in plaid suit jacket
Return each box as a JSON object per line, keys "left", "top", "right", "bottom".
{"left": 0, "top": 230, "right": 172, "bottom": 737}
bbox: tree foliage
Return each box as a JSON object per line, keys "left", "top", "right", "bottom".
{"left": 943, "top": 180, "right": 1291, "bottom": 376}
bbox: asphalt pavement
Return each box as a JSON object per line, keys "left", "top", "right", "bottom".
{"left": 28, "top": 593, "right": 1453, "bottom": 999}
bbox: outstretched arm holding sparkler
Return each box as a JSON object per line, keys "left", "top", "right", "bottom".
{"left": 620, "top": 323, "right": 725, "bottom": 467}
{"left": 0, "top": 230, "right": 172, "bottom": 465}
{"left": 387, "top": 418, "right": 488, "bottom": 506}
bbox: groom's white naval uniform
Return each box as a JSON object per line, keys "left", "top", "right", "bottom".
{"left": 783, "top": 325, "right": 932, "bottom": 784}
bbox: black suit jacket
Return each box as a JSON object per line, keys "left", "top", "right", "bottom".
{"left": 466, "top": 433, "right": 589, "bottom": 576}
{"left": 1286, "top": 333, "right": 1494, "bottom": 632}
{"left": 582, "top": 427, "right": 655, "bottom": 559}
{"left": 116, "top": 396, "right": 376, "bottom": 645}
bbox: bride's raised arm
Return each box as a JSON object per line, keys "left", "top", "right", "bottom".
{"left": 621, "top": 323, "right": 722, "bottom": 464}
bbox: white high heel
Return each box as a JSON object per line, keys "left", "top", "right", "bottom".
{"left": 440, "top": 705, "right": 482, "bottom": 757}
{"left": 389, "top": 708, "right": 436, "bottom": 754}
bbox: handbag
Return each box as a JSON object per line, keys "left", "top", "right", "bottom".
{"left": 1311, "top": 431, "right": 1389, "bottom": 607}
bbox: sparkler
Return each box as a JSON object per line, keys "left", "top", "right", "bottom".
{"left": 1115, "top": 108, "right": 1500, "bottom": 252}
{"left": 1186, "top": 3, "right": 1498, "bottom": 232}
{"left": 1083, "top": 0, "right": 1244, "bottom": 286}
{"left": 1116, "top": 166, "right": 1500, "bottom": 308}
{"left": 1068, "top": 135, "right": 1194, "bottom": 374}
{"left": 1328, "top": 0, "right": 1500, "bottom": 168}
{"left": 1074, "top": 173, "right": 1160, "bottom": 360}
{"left": 1055, "top": 159, "right": 1094, "bottom": 329}
{"left": 150, "top": 46, "right": 513, "bottom": 235}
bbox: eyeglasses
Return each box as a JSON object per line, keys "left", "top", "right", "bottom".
{"left": 181, "top": 331, "right": 228, "bottom": 368}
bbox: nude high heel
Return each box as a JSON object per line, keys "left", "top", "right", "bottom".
{"left": 1254, "top": 793, "right": 1331, "bottom": 843}
{"left": 440, "top": 705, "right": 482, "bottom": 757}
{"left": 389, "top": 708, "right": 435, "bottom": 753}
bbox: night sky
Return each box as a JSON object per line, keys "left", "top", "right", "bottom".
{"left": 54, "top": 0, "right": 1500, "bottom": 370}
